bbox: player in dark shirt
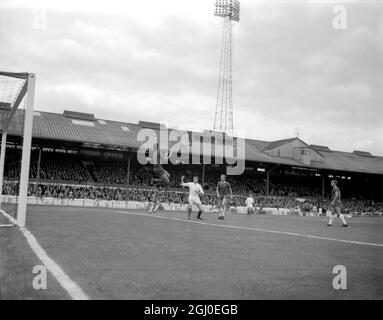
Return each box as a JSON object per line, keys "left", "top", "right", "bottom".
{"left": 147, "top": 143, "right": 172, "bottom": 188}
{"left": 327, "top": 180, "right": 348, "bottom": 227}
{"left": 216, "top": 174, "right": 232, "bottom": 220}
{"left": 142, "top": 142, "right": 172, "bottom": 212}
{"left": 148, "top": 186, "right": 161, "bottom": 214}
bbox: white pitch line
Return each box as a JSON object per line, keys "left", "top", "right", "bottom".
{"left": 118, "top": 210, "right": 383, "bottom": 248}
{"left": 0, "top": 208, "right": 17, "bottom": 225}
{"left": 0, "top": 209, "right": 89, "bottom": 300}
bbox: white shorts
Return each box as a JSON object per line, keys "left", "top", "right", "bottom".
{"left": 189, "top": 197, "right": 202, "bottom": 206}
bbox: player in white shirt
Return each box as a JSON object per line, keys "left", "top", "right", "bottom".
{"left": 245, "top": 192, "right": 255, "bottom": 215}
{"left": 181, "top": 175, "right": 204, "bottom": 220}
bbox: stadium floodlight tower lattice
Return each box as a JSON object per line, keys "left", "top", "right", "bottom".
{"left": 0, "top": 71, "right": 35, "bottom": 227}
{"left": 213, "top": 0, "right": 240, "bottom": 136}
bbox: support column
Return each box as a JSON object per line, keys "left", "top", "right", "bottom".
{"left": 125, "top": 152, "right": 131, "bottom": 201}
{"left": 0, "top": 131, "right": 7, "bottom": 198}
{"left": 17, "top": 73, "right": 35, "bottom": 227}
{"left": 126, "top": 153, "right": 131, "bottom": 186}
{"left": 201, "top": 164, "right": 206, "bottom": 187}
{"left": 35, "top": 147, "right": 42, "bottom": 191}
{"left": 266, "top": 170, "right": 270, "bottom": 197}
{"left": 322, "top": 175, "right": 325, "bottom": 199}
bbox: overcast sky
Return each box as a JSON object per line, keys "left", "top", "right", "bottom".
{"left": 1, "top": 0, "right": 382, "bottom": 155}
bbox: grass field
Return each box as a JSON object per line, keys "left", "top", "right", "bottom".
{"left": 1, "top": 205, "right": 382, "bottom": 300}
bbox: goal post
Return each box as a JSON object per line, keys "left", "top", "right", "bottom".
{"left": 0, "top": 71, "right": 35, "bottom": 227}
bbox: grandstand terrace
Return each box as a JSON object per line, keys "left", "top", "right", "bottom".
{"left": 1, "top": 109, "right": 382, "bottom": 213}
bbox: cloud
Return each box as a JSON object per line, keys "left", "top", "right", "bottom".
{"left": 0, "top": 0, "right": 382, "bottom": 155}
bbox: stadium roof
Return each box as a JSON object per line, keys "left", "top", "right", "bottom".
{"left": 262, "top": 138, "right": 296, "bottom": 151}
{"left": 1, "top": 109, "right": 143, "bottom": 149}
{"left": 311, "top": 150, "right": 383, "bottom": 174}
{"left": 1, "top": 109, "right": 383, "bottom": 175}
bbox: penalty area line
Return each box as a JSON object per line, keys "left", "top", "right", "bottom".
{"left": 118, "top": 210, "right": 383, "bottom": 248}
{"left": 0, "top": 208, "right": 89, "bottom": 300}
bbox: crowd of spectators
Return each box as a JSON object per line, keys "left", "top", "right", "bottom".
{"left": 7, "top": 151, "right": 92, "bottom": 182}
{"left": 3, "top": 152, "right": 325, "bottom": 197}
{"left": 1, "top": 181, "right": 382, "bottom": 216}
{"left": 2, "top": 150, "right": 382, "bottom": 215}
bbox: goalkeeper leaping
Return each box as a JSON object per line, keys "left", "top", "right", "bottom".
{"left": 146, "top": 142, "right": 173, "bottom": 188}
{"left": 181, "top": 175, "right": 204, "bottom": 220}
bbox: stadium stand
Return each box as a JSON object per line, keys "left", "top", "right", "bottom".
{"left": 1, "top": 109, "right": 382, "bottom": 215}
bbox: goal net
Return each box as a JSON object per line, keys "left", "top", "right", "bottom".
{"left": 0, "top": 72, "right": 35, "bottom": 227}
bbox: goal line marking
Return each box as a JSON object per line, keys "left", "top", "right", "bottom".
{"left": 118, "top": 210, "right": 383, "bottom": 248}
{"left": 0, "top": 208, "right": 89, "bottom": 300}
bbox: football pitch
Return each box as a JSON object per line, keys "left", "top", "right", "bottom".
{"left": 1, "top": 205, "right": 382, "bottom": 300}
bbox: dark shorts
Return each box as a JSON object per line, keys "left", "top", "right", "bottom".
{"left": 331, "top": 206, "right": 341, "bottom": 216}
